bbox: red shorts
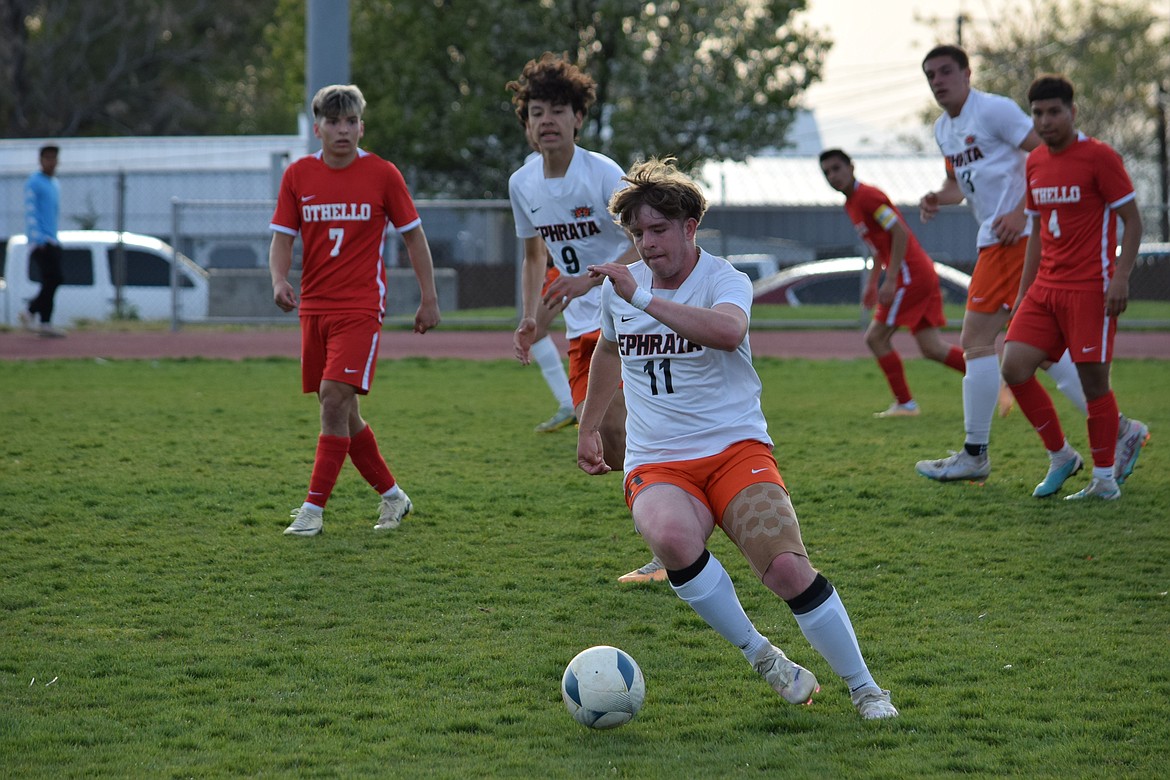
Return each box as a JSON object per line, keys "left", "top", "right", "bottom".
{"left": 566, "top": 330, "right": 600, "bottom": 408}
{"left": 968, "top": 242, "right": 1026, "bottom": 314}
{"left": 623, "top": 440, "right": 788, "bottom": 520}
{"left": 300, "top": 312, "right": 382, "bottom": 394}
{"left": 874, "top": 276, "right": 947, "bottom": 334}
{"left": 1005, "top": 285, "right": 1115, "bottom": 363}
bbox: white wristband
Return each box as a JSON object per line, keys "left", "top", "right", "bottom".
{"left": 630, "top": 287, "right": 653, "bottom": 311}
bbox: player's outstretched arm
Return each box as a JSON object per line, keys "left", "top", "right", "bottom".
{"left": 589, "top": 262, "right": 746, "bottom": 352}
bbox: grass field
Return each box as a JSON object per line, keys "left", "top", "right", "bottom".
{"left": 2, "top": 355, "right": 1167, "bottom": 778}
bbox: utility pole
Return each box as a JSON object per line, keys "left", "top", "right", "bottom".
{"left": 956, "top": 13, "right": 969, "bottom": 47}
{"left": 1158, "top": 81, "right": 1169, "bottom": 241}
{"left": 305, "top": 0, "right": 351, "bottom": 153}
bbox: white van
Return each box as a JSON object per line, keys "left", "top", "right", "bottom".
{"left": 1, "top": 230, "right": 209, "bottom": 327}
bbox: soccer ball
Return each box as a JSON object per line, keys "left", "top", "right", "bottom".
{"left": 561, "top": 645, "right": 646, "bottom": 729}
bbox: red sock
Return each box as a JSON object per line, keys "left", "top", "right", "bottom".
{"left": 349, "top": 424, "right": 396, "bottom": 494}
{"left": 305, "top": 434, "right": 350, "bottom": 508}
{"left": 1087, "top": 392, "right": 1120, "bottom": 468}
{"left": 944, "top": 345, "right": 966, "bottom": 373}
{"left": 877, "top": 352, "right": 912, "bottom": 404}
{"left": 1008, "top": 377, "right": 1065, "bottom": 451}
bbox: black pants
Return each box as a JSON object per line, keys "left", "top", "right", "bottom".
{"left": 28, "top": 243, "right": 63, "bottom": 324}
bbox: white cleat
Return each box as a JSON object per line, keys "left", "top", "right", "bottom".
{"left": 1064, "top": 477, "right": 1121, "bottom": 501}
{"left": 851, "top": 686, "right": 899, "bottom": 720}
{"left": 915, "top": 450, "right": 991, "bottom": 483}
{"left": 874, "top": 402, "right": 920, "bottom": 418}
{"left": 284, "top": 506, "right": 323, "bottom": 536}
{"left": 374, "top": 489, "right": 412, "bottom": 530}
{"left": 753, "top": 645, "right": 819, "bottom": 705}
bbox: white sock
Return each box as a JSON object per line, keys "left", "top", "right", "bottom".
{"left": 529, "top": 335, "right": 573, "bottom": 410}
{"left": 671, "top": 552, "right": 770, "bottom": 664}
{"left": 1092, "top": 466, "right": 1115, "bottom": 482}
{"left": 1044, "top": 351, "right": 1087, "bottom": 415}
{"left": 382, "top": 484, "right": 401, "bottom": 499}
{"left": 963, "top": 355, "right": 1000, "bottom": 447}
{"left": 792, "top": 589, "right": 875, "bottom": 692}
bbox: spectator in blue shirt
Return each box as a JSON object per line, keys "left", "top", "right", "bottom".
{"left": 20, "top": 144, "right": 65, "bottom": 337}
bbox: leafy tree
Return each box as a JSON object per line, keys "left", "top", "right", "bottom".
{"left": 0, "top": 0, "right": 278, "bottom": 137}
{"left": 256, "top": 0, "right": 829, "bottom": 197}
{"left": 962, "top": 0, "right": 1168, "bottom": 163}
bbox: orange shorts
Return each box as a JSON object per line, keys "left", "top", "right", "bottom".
{"left": 967, "top": 241, "right": 1026, "bottom": 314}
{"left": 541, "top": 265, "right": 561, "bottom": 296}
{"left": 624, "top": 440, "right": 785, "bottom": 518}
{"left": 300, "top": 312, "right": 381, "bottom": 394}
{"left": 1006, "top": 284, "right": 1116, "bottom": 363}
{"left": 623, "top": 440, "right": 807, "bottom": 578}
{"left": 566, "top": 330, "right": 600, "bottom": 408}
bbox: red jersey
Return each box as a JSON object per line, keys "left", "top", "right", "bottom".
{"left": 270, "top": 149, "right": 421, "bottom": 317}
{"left": 844, "top": 182, "right": 936, "bottom": 286}
{"left": 1025, "top": 133, "right": 1135, "bottom": 292}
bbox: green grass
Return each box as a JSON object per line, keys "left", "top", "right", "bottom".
{"left": 1, "top": 356, "right": 1167, "bottom": 778}
{"left": 5, "top": 299, "right": 1165, "bottom": 332}
{"left": 411, "top": 301, "right": 1170, "bottom": 330}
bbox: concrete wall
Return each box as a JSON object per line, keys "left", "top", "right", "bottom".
{"left": 207, "top": 268, "right": 458, "bottom": 319}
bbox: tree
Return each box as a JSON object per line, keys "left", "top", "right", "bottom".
{"left": 0, "top": 0, "right": 279, "bottom": 137}
{"left": 962, "top": 0, "right": 1168, "bottom": 164}
{"left": 256, "top": 0, "right": 830, "bottom": 198}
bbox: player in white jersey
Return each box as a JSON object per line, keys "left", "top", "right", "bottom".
{"left": 516, "top": 122, "right": 576, "bottom": 435}
{"left": 913, "top": 45, "right": 1148, "bottom": 485}
{"left": 509, "top": 144, "right": 634, "bottom": 343}
{"left": 507, "top": 53, "right": 660, "bottom": 583}
{"left": 577, "top": 157, "right": 898, "bottom": 720}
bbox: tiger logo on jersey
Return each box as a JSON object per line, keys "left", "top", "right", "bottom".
{"left": 572, "top": 206, "right": 593, "bottom": 219}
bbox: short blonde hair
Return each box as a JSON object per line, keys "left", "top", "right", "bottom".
{"left": 609, "top": 157, "right": 708, "bottom": 229}
{"left": 311, "top": 84, "right": 366, "bottom": 119}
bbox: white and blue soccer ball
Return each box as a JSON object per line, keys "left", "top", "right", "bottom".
{"left": 561, "top": 645, "right": 646, "bottom": 729}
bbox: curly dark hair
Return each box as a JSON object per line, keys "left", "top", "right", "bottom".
{"left": 506, "top": 52, "right": 596, "bottom": 127}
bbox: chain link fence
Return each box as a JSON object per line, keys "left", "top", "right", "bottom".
{"left": 2, "top": 143, "right": 1167, "bottom": 329}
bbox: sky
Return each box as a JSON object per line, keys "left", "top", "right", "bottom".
{"left": 794, "top": 0, "right": 1000, "bottom": 153}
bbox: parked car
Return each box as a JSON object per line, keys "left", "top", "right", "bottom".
{"left": 1, "top": 230, "right": 209, "bottom": 326}
{"left": 753, "top": 257, "right": 971, "bottom": 306}
{"left": 728, "top": 254, "right": 780, "bottom": 282}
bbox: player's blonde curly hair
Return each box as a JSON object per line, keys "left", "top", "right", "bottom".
{"left": 609, "top": 157, "right": 708, "bottom": 229}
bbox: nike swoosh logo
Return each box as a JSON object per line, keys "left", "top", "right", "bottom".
{"left": 751, "top": 467, "right": 768, "bottom": 474}
{"left": 620, "top": 315, "right": 636, "bottom": 322}
{"left": 343, "top": 368, "right": 359, "bottom": 374}
{"left": 530, "top": 206, "right": 541, "bottom": 213}
{"left": 301, "top": 195, "right": 316, "bottom": 202}
{"left": 1081, "top": 346, "right": 1098, "bottom": 353}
